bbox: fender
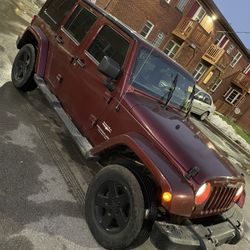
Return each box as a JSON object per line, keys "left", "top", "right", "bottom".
{"left": 91, "top": 132, "right": 195, "bottom": 217}
{"left": 17, "top": 25, "right": 48, "bottom": 77}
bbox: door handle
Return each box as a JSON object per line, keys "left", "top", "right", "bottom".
{"left": 55, "top": 35, "right": 63, "bottom": 44}
{"left": 73, "top": 58, "right": 85, "bottom": 68}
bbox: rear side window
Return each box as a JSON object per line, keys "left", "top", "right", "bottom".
{"left": 195, "top": 92, "right": 212, "bottom": 105}
{"left": 87, "top": 26, "right": 129, "bottom": 66}
{"left": 40, "top": 0, "right": 76, "bottom": 30}
{"left": 203, "top": 94, "right": 212, "bottom": 105}
{"left": 64, "top": 6, "right": 97, "bottom": 43}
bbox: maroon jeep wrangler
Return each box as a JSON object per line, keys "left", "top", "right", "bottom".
{"left": 12, "top": 0, "right": 246, "bottom": 249}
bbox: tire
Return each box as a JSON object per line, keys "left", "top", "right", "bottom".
{"left": 85, "top": 165, "right": 146, "bottom": 250}
{"left": 200, "top": 111, "right": 209, "bottom": 121}
{"left": 11, "top": 43, "right": 37, "bottom": 91}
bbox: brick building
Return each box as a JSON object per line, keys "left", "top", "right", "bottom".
{"left": 96, "top": 0, "right": 250, "bottom": 133}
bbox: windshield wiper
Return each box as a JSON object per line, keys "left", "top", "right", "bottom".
{"left": 160, "top": 74, "right": 178, "bottom": 109}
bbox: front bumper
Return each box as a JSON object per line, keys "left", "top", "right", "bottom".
{"left": 150, "top": 209, "right": 244, "bottom": 250}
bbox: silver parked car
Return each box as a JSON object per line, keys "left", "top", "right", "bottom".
{"left": 191, "top": 86, "right": 216, "bottom": 121}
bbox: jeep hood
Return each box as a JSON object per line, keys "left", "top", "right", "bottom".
{"left": 128, "top": 93, "right": 242, "bottom": 184}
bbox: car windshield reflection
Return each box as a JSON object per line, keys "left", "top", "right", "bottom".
{"left": 131, "top": 47, "right": 195, "bottom": 111}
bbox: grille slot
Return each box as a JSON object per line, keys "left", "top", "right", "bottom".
{"left": 203, "top": 186, "right": 237, "bottom": 214}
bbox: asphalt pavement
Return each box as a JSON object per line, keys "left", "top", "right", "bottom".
{"left": 0, "top": 83, "right": 102, "bottom": 249}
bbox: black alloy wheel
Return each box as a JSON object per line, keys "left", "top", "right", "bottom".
{"left": 85, "top": 165, "right": 145, "bottom": 250}
{"left": 95, "top": 180, "right": 130, "bottom": 234}
{"left": 11, "top": 43, "right": 37, "bottom": 91}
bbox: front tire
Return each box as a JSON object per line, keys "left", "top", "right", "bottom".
{"left": 200, "top": 111, "right": 209, "bottom": 121}
{"left": 11, "top": 43, "right": 37, "bottom": 91}
{"left": 85, "top": 165, "right": 145, "bottom": 249}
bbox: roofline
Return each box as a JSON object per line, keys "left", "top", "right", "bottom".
{"left": 201, "top": 0, "right": 250, "bottom": 60}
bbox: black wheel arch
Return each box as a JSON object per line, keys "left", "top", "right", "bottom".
{"left": 17, "top": 30, "right": 38, "bottom": 50}
{"left": 97, "top": 145, "right": 160, "bottom": 210}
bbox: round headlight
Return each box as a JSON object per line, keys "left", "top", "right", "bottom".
{"left": 195, "top": 182, "right": 211, "bottom": 205}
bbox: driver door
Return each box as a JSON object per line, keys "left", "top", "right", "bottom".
{"left": 55, "top": 13, "right": 132, "bottom": 139}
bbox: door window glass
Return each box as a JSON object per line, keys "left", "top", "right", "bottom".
{"left": 195, "top": 92, "right": 212, "bottom": 105}
{"left": 40, "top": 0, "right": 76, "bottom": 30}
{"left": 194, "top": 92, "right": 205, "bottom": 101}
{"left": 88, "top": 26, "right": 129, "bottom": 66}
{"left": 64, "top": 6, "right": 97, "bottom": 43}
{"left": 203, "top": 93, "right": 212, "bottom": 105}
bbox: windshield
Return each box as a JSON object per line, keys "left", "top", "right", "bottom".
{"left": 131, "top": 47, "right": 196, "bottom": 110}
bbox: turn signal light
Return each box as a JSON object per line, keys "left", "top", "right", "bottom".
{"left": 162, "top": 192, "right": 172, "bottom": 202}
{"left": 195, "top": 183, "right": 211, "bottom": 205}
{"left": 234, "top": 185, "right": 244, "bottom": 202}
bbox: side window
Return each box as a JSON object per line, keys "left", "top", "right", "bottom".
{"left": 87, "top": 26, "right": 129, "bottom": 66}
{"left": 194, "top": 92, "right": 204, "bottom": 101}
{"left": 203, "top": 94, "right": 212, "bottom": 105}
{"left": 40, "top": 0, "right": 76, "bottom": 30}
{"left": 64, "top": 6, "right": 97, "bottom": 43}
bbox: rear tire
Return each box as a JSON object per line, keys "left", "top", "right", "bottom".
{"left": 85, "top": 165, "right": 146, "bottom": 249}
{"left": 11, "top": 44, "right": 37, "bottom": 91}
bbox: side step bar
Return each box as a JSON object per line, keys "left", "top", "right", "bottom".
{"left": 34, "top": 74, "right": 93, "bottom": 159}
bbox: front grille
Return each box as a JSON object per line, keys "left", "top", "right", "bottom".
{"left": 201, "top": 186, "right": 238, "bottom": 215}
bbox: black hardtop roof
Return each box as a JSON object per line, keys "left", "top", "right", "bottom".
{"left": 83, "top": 0, "right": 195, "bottom": 81}
{"left": 82, "top": 0, "right": 144, "bottom": 40}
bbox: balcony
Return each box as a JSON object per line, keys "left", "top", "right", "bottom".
{"left": 216, "top": 51, "right": 232, "bottom": 72}
{"left": 232, "top": 72, "right": 250, "bottom": 92}
{"left": 202, "top": 44, "right": 225, "bottom": 65}
{"left": 172, "top": 18, "right": 210, "bottom": 48}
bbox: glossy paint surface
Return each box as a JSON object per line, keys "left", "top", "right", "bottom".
{"left": 27, "top": 0, "right": 244, "bottom": 217}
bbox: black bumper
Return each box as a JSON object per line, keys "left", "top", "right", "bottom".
{"left": 150, "top": 209, "right": 244, "bottom": 250}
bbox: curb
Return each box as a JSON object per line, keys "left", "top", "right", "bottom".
{"left": 205, "top": 120, "right": 250, "bottom": 159}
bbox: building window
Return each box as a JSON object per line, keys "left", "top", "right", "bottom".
{"left": 140, "top": 21, "right": 154, "bottom": 39}
{"left": 230, "top": 51, "right": 242, "bottom": 67}
{"left": 164, "top": 40, "right": 181, "bottom": 58}
{"left": 176, "top": 0, "right": 189, "bottom": 12}
{"left": 193, "top": 6, "right": 206, "bottom": 22}
{"left": 192, "top": 62, "right": 208, "bottom": 81}
{"left": 225, "top": 88, "right": 242, "bottom": 105}
{"left": 243, "top": 64, "right": 250, "bottom": 74}
{"left": 215, "top": 34, "right": 229, "bottom": 49}
{"left": 210, "top": 79, "right": 222, "bottom": 92}
{"left": 227, "top": 44, "right": 235, "bottom": 55}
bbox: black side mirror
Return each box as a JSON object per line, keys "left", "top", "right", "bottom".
{"left": 98, "top": 56, "right": 121, "bottom": 79}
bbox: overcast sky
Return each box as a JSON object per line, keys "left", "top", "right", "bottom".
{"left": 213, "top": 0, "right": 250, "bottom": 49}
